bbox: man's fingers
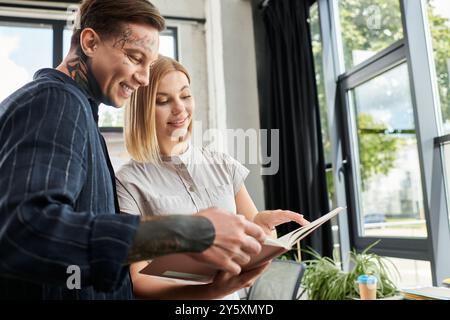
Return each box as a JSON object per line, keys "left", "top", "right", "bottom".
{"left": 243, "top": 219, "right": 265, "bottom": 243}
{"left": 231, "top": 251, "right": 251, "bottom": 266}
{"left": 196, "top": 245, "right": 242, "bottom": 275}
{"left": 210, "top": 246, "right": 243, "bottom": 275}
{"left": 239, "top": 234, "right": 262, "bottom": 255}
{"left": 222, "top": 259, "right": 242, "bottom": 275}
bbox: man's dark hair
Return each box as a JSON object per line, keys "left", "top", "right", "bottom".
{"left": 71, "top": 0, "right": 165, "bottom": 49}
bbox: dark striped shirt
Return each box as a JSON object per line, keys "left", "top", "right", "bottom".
{"left": 0, "top": 68, "right": 140, "bottom": 299}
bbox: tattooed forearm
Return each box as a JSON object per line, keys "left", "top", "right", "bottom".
{"left": 126, "top": 215, "right": 215, "bottom": 264}
{"left": 113, "top": 25, "right": 158, "bottom": 53}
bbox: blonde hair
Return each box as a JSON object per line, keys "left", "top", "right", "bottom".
{"left": 125, "top": 56, "right": 192, "bottom": 163}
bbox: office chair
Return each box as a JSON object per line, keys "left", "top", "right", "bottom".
{"left": 246, "top": 259, "right": 306, "bottom": 300}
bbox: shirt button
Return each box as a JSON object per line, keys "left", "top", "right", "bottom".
{"left": 189, "top": 186, "right": 195, "bottom": 192}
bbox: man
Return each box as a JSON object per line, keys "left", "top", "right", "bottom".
{"left": 0, "top": 0, "right": 265, "bottom": 299}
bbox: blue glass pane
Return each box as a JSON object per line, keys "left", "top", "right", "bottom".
{"left": 0, "top": 23, "right": 52, "bottom": 101}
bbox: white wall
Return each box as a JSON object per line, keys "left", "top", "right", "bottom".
{"left": 152, "top": 0, "right": 205, "bottom": 19}
{"left": 153, "top": 0, "right": 209, "bottom": 130}
{"left": 217, "top": 0, "right": 265, "bottom": 210}
{"left": 170, "top": 19, "right": 209, "bottom": 128}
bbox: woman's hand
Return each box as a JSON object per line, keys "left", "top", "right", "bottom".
{"left": 253, "top": 210, "right": 310, "bottom": 235}
{"left": 204, "top": 262, "right": 271, "bottom": 299}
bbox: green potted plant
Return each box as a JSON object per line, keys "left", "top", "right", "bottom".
{"left": 301, "top": 241, "right": 399, "bottom": 300}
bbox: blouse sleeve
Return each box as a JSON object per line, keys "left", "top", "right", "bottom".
{"left": 116, "top": 175, "right": 142, "bottom": 216}
{"left": 221, "top": 152, "right": 250, "bottom": 195}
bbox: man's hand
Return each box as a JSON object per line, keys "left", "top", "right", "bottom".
{"left": 254, "top": 210, "right": 310, "bottom": 235}
{"left": 189, "top": 207, "right": 265, "bottom": 275}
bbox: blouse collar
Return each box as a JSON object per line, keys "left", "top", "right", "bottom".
{"left": 160, "top": 142, "right": 193, "bottom": 164}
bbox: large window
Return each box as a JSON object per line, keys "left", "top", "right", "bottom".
{"left": 385, "top": 257, "right": 432, "bottom": 287}
{"left": 0, "top": 22, "right": 52, "bottom": 101}
{"left": 314, "top": 0, "right": 450, "bottom": 287}
{"left": 427, "top": 0, "right": 450, "bottom": 230}
{"left": 348, "top": 63, "right": 425, "bottom": 238}
{"left": 338, "top": 0, "right": 403, "bottom": 70}
{"left": 427, "top": 0, "right": 450, "bottom": 132}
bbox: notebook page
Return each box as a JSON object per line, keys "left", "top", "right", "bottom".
{"left": 285, "top": 207, "right": 345, "bottom": 246}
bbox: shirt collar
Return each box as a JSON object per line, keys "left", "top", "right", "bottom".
{"left": 34, "top": 68, "right": 100, "bottom": 124}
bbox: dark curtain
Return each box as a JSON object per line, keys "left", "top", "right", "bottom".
{"left": 256, "top": 0, "right": 332, "bottom": 258}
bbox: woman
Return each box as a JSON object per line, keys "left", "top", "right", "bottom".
{"left": 116, "top": 56, "right": 308, "bottom": 299}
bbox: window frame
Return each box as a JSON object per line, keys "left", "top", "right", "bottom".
{"left": 400, "top": 0, "right": 450, "bottom": 284}
{"left": 317, "top": 0, "right": 450, "bottom": 285}
{"left": 0, "top": 16, "right": 65, "bottom": 68}
{"left": 338, "top": 40, "right": 431, "bottom": 261}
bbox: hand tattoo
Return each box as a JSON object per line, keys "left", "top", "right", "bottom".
{"left": 126, "top": 215, "right": 215, "bottom": 264}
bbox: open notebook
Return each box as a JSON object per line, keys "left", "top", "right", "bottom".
{"left": 140, "top": 207, "right": 346, "bottom": 284}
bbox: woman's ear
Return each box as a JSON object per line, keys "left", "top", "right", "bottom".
{"left": 79, "top": 28, "right": 100, "bottom": 57}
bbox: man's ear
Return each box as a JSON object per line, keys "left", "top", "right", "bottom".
{"left": 79, "top": 28, "right": 100, "bottom": 57}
